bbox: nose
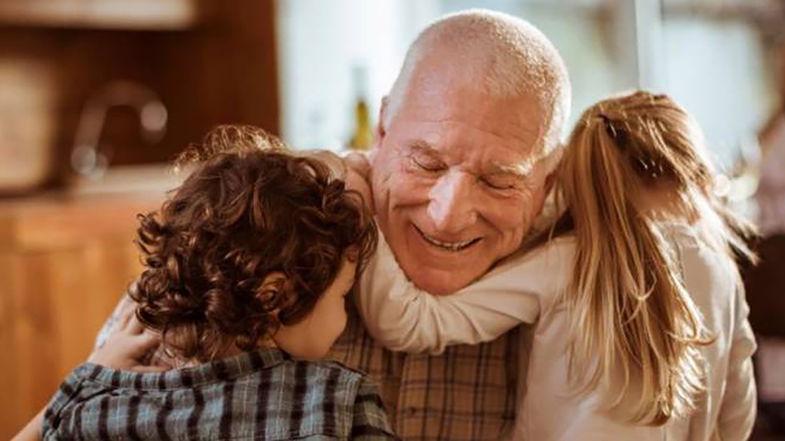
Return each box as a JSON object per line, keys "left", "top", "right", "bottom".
{"left": 427, "top": 171, "right": 478, "bottom": 234}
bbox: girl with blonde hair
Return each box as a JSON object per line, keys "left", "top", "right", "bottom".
{"left": 356, "top": 90, "right": 758, "bottom": 440}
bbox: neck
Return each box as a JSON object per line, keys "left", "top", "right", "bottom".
{"left": 166, "top": 337, "right": 279, "bottom": 368}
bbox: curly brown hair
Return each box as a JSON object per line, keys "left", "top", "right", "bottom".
{"left": 130, "top": 125, "right": 377, "bottom": 362}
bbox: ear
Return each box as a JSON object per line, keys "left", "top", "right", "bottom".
{"left": 377, "top": 96, "right": 388, "bottom": 137}
{"left": 541, "top": 147, "right": 564, "bottom": 193}
{"left": 371, "top": 97, "right": 389, "bottom": 155}
{"left": 344, "top": 245, "right": 360, "bottom": 263}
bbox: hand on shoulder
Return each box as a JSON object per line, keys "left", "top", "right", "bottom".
{"left": 87, "top": 305, "right": 165, "bottom": 373}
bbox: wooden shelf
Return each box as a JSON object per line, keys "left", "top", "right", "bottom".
{"left": 0, "top": 0, "right": 204, "bottom": 31}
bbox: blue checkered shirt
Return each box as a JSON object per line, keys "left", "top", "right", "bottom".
{"left": 42, "top": 348, "right": 396, "bottom": 440}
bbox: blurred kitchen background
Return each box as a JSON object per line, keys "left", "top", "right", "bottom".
{"left": 2, "top": 0, "right": 785, "bottom": 439}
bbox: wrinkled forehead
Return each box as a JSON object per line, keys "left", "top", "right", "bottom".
{"left": 391, "top": 80, "right": 549, "bottom": 165}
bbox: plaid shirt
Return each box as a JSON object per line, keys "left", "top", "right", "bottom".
{"left": 328, "top": 307, "right": 520, "bottom": 441}
{"left": 97, "top": 294, "right": 520, "bottom": 441}
{"left": 43, "top": 348, "right": 395, "bottom": 440}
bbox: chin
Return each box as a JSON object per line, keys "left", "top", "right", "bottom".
{"left": 398, "top": 246, "right": 493, "bottom": 295}
{"left": 408, "top": 267, "right": 477, "bottom": 296}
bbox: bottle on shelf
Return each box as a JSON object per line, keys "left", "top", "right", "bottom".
{"left": 348, "top": 65, "right": 373, "bottom": 151}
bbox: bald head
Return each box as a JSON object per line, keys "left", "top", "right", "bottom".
{"left": 385, "top": 9, "right": 571, "bottom": 153}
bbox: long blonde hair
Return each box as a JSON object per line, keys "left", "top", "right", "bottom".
{"left": 556, "top": 91, "right": 755, "bottom": 425}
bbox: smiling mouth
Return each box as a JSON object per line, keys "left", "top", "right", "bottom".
{"left": 413, "top": 225, "right": 481, "bottom": 252}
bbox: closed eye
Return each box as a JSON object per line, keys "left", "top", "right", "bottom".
{"left": 411, "top": 154, "right": 446, "bottom": 173}
{"left": 480, "top": 175, "right": 520, "bottom": 191}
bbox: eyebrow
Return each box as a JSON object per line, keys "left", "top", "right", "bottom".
{"left": 408, "top": 139, "right": 536, "bottom": 178}
{"left": 408, "top": 140, "right": 441, "bottom": 157}
{"left": 484, "top": 160, "right": 535, "bottom": 178}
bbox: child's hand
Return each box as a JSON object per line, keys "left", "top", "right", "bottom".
{"left": 344, "top": 152, "right": 375, "bottom": 213}
{"left": 87, "top": 306, "right": 165, "bottom": 373}
{"left": 297, "top": 149, "right": 374, "bottom": 212}
{"left": 344, "top": 151, "right": 371, "bottom": 179}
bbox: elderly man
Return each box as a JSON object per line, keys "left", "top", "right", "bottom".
{"left": 329, "top": 9, "right": 570, "bottom": 440}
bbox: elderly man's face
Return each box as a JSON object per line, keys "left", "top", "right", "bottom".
{"left": 370, "top": 76, "right": 552, "bottom": 295}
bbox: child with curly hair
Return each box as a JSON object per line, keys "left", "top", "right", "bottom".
{"left": 35, "top": 126, "right": 394, "bottom": 440}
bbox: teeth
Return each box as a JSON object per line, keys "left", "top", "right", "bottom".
{"left": 420, "top": 230, "right": 478, "bottom": 251}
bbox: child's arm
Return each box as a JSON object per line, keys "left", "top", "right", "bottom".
{"left": 94, "top": 290, "right": 137, "bottom": 350}
{"left": 357, "top": 233, "right": 569, "bottom": 355}
{"left": 715, "top": 285, "right": 757, "bottom": 441}
{"left": 343, "top": 151, "right": 374, "bottom": 211}
{"left": 298, "top": 149, "right": 374, "bottom": 212}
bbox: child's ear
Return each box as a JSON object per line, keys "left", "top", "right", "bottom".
{"left": 344, "top": 245, "right": 360, "bottom": 263}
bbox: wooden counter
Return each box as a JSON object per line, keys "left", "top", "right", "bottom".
{"left": 0, "top": 191, "right": 162, "bottom": 438}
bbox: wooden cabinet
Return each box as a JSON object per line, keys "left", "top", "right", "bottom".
{"left": 0, "top": 0, "right": 204, "bottom": 30}
{"left": 0, "top": 193, "right": 161, "bottom": 438}
{"left": 0, "top": 0, "right": 280, "bottom": 193}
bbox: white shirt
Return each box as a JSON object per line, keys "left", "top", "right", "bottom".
{"left": 357, "top": 225, "right": 757, "bottom": 441}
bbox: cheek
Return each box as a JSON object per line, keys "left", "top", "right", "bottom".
{"left": 490, "top": 176, "right": 550, "bottom": 227}
{"left": 394, "top": 173, "right": 433, "bottom": 202}
{"left": 376, "top": 172, "right": 432, "bottom": 216}
{"left": 483, "top": 197, "right": 527, "bottom": 229}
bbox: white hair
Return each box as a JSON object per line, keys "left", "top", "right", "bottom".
{"left": 385, "top": 9, "right": 572, "bottom": 155}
